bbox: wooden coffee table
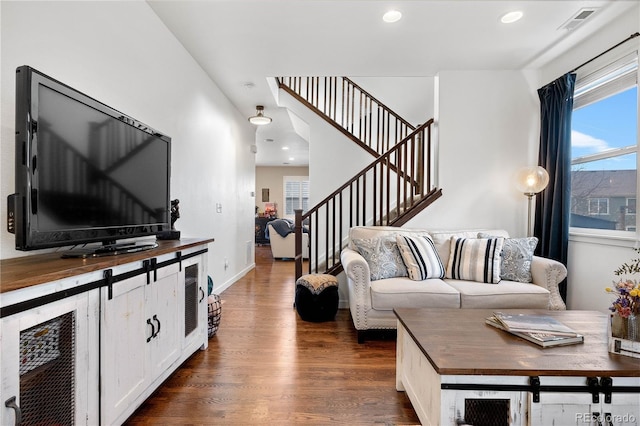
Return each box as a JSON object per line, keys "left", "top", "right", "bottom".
{"left": 394, "top": 308, "right": 640, "bottom": 426}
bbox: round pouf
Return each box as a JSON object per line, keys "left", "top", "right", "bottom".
{"left": 295, "top": 274, "right": 339, "bottom": 322}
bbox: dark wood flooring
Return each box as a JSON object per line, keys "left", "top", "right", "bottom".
{"left": 125, "top": 245, "right": 419, "bottom": 425}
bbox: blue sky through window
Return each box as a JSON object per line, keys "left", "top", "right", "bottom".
{"left": 571, "top": 86, "right": 637, "bottom": 170}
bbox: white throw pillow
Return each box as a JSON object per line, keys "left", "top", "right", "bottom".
{"left": 446, "top": 237, "right": 504, "bottom": 284}
{"left": 395, "top": 234, "right": 445, "bottom": 280}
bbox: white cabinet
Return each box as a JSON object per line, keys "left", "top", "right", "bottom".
{"left": 100, "top": 254, "right": 204, "bottom": 425}
{"left": 1, "top": 238, "right": 212, "bottom": 426}
{"left": 181, "top": 257, "right": 207, "bottom": 353}
{"left": 147, "top": 263, "right": 181, "bottom": 377}
{"left": 100, "top": 269, "right": 148, "bottom": 426}
{"left": 529, "top": 377, "right": 640, "bottom": 426}
{"left": 0, "top": 289, "right": 100, "bottom": 426}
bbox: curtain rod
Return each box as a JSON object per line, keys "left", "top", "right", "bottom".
{"left": 570, "top": 32, "right": 640, "bottom": 73}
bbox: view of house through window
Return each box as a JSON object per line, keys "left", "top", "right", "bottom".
{"left": 570, "top": 51, "right": 638, "bottom": 233}
{"left": 283, "top": 176, "right": 309, "bottom": 218}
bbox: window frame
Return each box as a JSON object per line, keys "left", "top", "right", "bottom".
{"left": 587, "top": 198, "right": 609, "bottom": 215}
{"left": 283, "top": 176, "right": 309, "bottom": 219}
{"left": 568, "top": 44, "right": 639, "bottom": 241}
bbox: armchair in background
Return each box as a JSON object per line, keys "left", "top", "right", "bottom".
{"left": 267, "top": 220, "right": 309, "bottom": 260}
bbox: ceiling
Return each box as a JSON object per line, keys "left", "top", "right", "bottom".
{"left": 148, "top": 0, "right": 637, "bottom": 167}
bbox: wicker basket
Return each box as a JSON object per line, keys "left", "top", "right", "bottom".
{"left": 208, "top": 294, "right": 222, "bottom": 337}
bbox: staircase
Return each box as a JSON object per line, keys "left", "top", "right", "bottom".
{"left": 276, "top": 77, "right": 442, "bottom": 279}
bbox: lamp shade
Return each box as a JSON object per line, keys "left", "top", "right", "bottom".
{"left": 515, "top": 166, "right": 549, "bottom": 195}
{"left": 248, "top": 105, "right": 272, "bottom": 125}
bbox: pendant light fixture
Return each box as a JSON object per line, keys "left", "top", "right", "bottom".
{"left": 248, "top": 105, "right": 272, "bottom": 125}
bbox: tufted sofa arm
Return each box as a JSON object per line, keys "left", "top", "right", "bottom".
{"left": 341, "top": 247, "right": 372, "bottom": 331}
{"left": 530, "top": 256, "right": 567, "bottom": 310}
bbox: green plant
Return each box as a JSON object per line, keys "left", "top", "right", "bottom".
{"left": 614, "top": 247, "right": 640, "bottom": 276}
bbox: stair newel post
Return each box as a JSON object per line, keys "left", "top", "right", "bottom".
{"left": 417, "top": 129, "right": 424, "bottom": 196}
{"left": 294, "top": 209, "right": 303, "bottom": 281}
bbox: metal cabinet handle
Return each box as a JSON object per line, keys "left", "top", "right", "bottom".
{"left": 199, "top": 287, "right": 205, "bottom": 303}
{"left": 146, "top": 318, "right": 155, "bottom": 342}
{"left": 153, "top": 314, "right": 161, "bottom": 337}
{"left": 5, "top": 396, "right": 22, "bottom": 426}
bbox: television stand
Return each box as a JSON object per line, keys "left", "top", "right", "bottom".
{"left": 61, "top": 242, "right": 159, "bottom": 258}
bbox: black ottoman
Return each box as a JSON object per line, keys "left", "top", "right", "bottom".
{"left": 295, "top": 274, "right": 339, "bottom": 322}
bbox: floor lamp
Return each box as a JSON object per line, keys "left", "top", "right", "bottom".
{"left": 515, "top": 166, "right": 549, "bottom": 237}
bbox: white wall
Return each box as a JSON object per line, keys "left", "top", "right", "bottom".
{"left": 276, "top": 89, "right": 373, "bottom": 204}
{"left": 407, "top": 70, "right": 540, "bottom": 237}
{"left": 0, "top": 1, "right": 256, "bottom": 293}
{"left": 538, "top": 4, "right": 640, "bottom": 313}
{"left": 348, "top": 76, "right": 434, "bottom": 126}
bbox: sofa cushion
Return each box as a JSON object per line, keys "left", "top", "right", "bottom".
{"left": 351, "top": 236, "right": 408, "bottom": 280}
{"left": 370, "top": 278, "right": 460, "bottom": 310}
{"left": 479, "top": 233, "right": 538, "bottom": 283}
{"left": 396, "top": 234, "right": 445, "bottom": 280}
{"left": 445, "top": 279, "right": 550, "bottom": 309}
{"left": 446, "top": 237, "right": 504, "bottom": 284}
{"left": 429, "top": 229, "right": 510, "bottom": 267}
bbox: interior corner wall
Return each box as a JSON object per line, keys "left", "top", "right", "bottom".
{"left": 0, "top": 1, "right": 256, "bottom": 292}
{"left": 276, "top": 89, "right": 372, "bottom": 204}
{"left": 407, "top": 70, "right": 539, "bottom": 237}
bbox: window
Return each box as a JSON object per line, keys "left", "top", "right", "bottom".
{"left": 587, "top": 198, "right": 609, "bottom": 215}
{"left": 283, "top": 176, "right": 309, "bottom": 217}
{"left": 627, "top": 197, "right": 636, "bottom": 214}
{"left": 570, "top": 50, "right": 638, "bottom": 233}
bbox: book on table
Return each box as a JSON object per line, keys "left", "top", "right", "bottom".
{"left": 491, "top": 311, "right": 579, "bottom": 336}
{"left": 486, "top": 313, "right": 584, "bottom": 348}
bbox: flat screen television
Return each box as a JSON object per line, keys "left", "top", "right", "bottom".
{"left": 9, "top": 66, "right": 171, "bottom": 257}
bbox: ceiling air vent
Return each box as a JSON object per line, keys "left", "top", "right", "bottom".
{"left": 559, "top": 8, "right": 598, "bottom": 31}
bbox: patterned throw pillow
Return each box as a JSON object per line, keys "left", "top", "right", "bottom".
{"left": 351, "top": 236, "right": 408, "bottom": 281}
{"left": 446, "top": 237, "right": 504, "bottom": 284}
{"left": 479, "top": 233, "right": 538, "bottom": 283}
{"left": 395, "top": 234, "right": 445, "bottom": 280}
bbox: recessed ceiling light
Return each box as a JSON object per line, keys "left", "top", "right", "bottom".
{"left": 289, "top": 157, "right": 295, "bottom": 161}
{"left": 282, "top": 146, "right": 289, "bottom": 150}
{"left": 383, "top": 10, "right": 402, "bottom": 23}
{"left": 500, "top": 11, "right": 523, "bottom": 24}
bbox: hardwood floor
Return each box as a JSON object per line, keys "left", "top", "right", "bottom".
{"left": 125, "top": 245, "right": 419, "bottom": 425}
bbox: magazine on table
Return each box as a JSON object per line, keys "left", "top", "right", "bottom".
{"left": 485, "top": 315, "right": 584, "bottom": 348}
{"left": 491, "top": 311, "right": 579, "bottom": 336}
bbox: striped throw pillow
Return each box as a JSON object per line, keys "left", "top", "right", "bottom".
{"left": 395, "top": 234, "right": 445, "bottom": 280}
{"left": 446, "top": 237, "right": 504, "bottom": 284}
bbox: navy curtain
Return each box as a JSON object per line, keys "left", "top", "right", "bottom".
{"left": 535, "top": 73, "right": 576, "bottom": 302}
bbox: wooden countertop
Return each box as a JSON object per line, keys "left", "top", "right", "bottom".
{"left": 1, "top": 238, "right": 214, "bottom": 294}
{"left": 394, "top": 308, "right": 640, "bottom": 377}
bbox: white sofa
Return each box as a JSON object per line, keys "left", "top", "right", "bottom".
{"left": 267, "top": 222, "right": 309, "bottom": 259}
{"left": 340, "top": 226, "right": 567, "bottom": 342}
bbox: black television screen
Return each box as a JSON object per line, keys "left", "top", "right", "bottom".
{"left": 11, "top": 66, "right": 171, "bottom": 254}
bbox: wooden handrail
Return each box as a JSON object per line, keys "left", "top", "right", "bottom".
{"left": 342, "top": 77, "right": 414, "bottom": 131}
{"left": 278, "top": 76, "right": 416, "bottom": 158}
{"left": 294, "top": 119, "right": 442, "bottom": 279}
